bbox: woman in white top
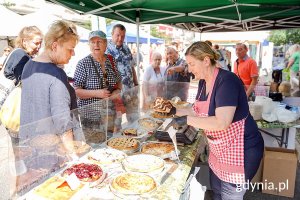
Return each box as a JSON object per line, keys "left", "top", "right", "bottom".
{"left": 142, "top": 52, "right": 166, "bottom": 109}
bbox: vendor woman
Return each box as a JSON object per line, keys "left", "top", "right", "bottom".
{"left": 173, "top": 41, "right": 264, "bottom": 199}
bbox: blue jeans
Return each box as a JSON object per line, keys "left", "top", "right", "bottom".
{"left": 210, "top": 168, "right": 246, "bottom": 200}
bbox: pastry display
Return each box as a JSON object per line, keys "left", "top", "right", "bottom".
{"left": 152, "top": 97, "right": 173, "bottom": 114}
{"left": 111, "top": 172, "right": 157, "bottom": 195}
{"left": 33, "top": 176, "right": 84, "bottom": 200}
{"left": 122, "top": 128, "right": 138, "bottom": 137}
{"left": 62, "top": 163, "right": 103, "bottom": 182}
{"left": 170, "top": 96, "right": 190, "bottom": 108}
{"left": 107, "top": 137, "right": 139, "bottom": 152}
{"left": 16, "top": 169, "right": 48, "bottom": 192}
{"left": 13, "top": 146, "right": 33, "bottom": 161}
{"left": 56, "top": 141, "right": 91, "bottom": 156}
{"left": 122, "top": 154, "right": 164, "bottom": 173}
{"left": 138, "top": 118, "right": 159, "bottom": 131}
{"left": 30, "top": 134, "right": 60, "bottom": 151}
{"left": 88, "top": 148, "right": 127, "bottom": 165}
{"left": 27, "top": 154, "right": 66, "bottom": 172}
{"left": 141, "top": 143, "right": 175, "bottom": 157}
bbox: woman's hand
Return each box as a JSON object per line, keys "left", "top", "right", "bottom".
{"left": 99, "top": 88, "right": 111, "bottom": 98}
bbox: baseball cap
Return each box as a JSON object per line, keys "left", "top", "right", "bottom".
{"left": 88, "top": 30, "right": 107, "bottom": 40}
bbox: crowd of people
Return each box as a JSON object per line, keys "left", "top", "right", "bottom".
{"left": 0, "top": 20, "right": 267, "bottom": 199}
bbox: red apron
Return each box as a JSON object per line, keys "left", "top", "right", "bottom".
{"left": 193, "top": 68, "right": 246, "bottom": 184}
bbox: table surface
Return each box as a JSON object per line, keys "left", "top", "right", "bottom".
{"left": 256, "top": 119, "right": 300, "bottom": 129}
{"left": 21, "top": 132, "right": 203, "bottom": 200}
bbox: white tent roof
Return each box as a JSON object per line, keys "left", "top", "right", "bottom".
{"left": 21, "top": 9, "right": 90, "bottom": 41}
{"left": 0, "top": 5, "right": 23, "bottom": 36}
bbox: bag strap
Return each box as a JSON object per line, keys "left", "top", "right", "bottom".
{"left": 89, "top": 55, "right": 103, "bottom": 89}
{"left": 107, "top": 54, "right": 116, "bottom": 73}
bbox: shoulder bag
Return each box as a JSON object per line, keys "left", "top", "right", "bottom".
{"left": 0, "top": 82, "right": 21, "bottom": 132}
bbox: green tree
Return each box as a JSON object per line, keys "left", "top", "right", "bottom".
{"left": 150, "top": 25, "right": 172, "bottom": 44}
{"left": 268, "top": 28, "right": 300, "bottom": 45}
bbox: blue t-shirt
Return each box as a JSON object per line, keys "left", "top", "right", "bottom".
{"left": 196, "top": 69, "right": 263, "bottom": 149}
{"left": 4, "top": 48, "right": 30, "bottom": 84}
{"left": 20, "top": 60, "right": 77, "bottom": 138}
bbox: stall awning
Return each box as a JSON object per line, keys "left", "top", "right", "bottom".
{"left": 47, "top": 0, "right": 300, "bottom": 32}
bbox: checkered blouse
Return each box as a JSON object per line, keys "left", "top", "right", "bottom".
{"left": 73, "top": 54, "right": 121, "bottom": 120}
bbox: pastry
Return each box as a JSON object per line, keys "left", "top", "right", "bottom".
{"left": 30, "top": 134, "right": 60, "bottom": 151}
{"left": 151, "top": 112, "right": 173, "bottom": 119}
{"left": 122, "top": 154, "right": 164, "bottom": 173}
{"left": 111, "top": 173, "right": 157, "bottom": 195}
{"left": 138, "top": 118, "right": 158, "bottom": 130}
{"left": 13, "top": 146, "right": 33, "bottom": 161}
{"left": 141, "top": 143, "right": 175, "bottom": 157}
{"left": 122, "top": 128, "right": 138, "bottom": 136}
{"left": 62, "top": 163, "right": 103, "bottom": 182}
{"left": 16, "top": 169, "right": 48, "bottom": 192}
{"left": 88, "top": 148, "right": 127, "bottom": 164}
{"left": 57, "top": 141, "right": 91, "bottom": 156}
{"left": 27, "top": 154, "right": 66, "bottom": 172}
{"left": 152, "top": 97, "right": 173, "bottom": 113}
{"left": 107, "top": 137, "right": 139, "bottom": 152}
{"left": 33, "top": 176, "right": 84, "bottom": 200}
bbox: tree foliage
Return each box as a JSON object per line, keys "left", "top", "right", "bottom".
{"left": 268, "top": 28, "right": 300, "bottom": 45}
{"left": 150, "top": 25, "right": 172, "bottom": 44}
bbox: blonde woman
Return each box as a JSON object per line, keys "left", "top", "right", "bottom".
{"left": 160, "top": 42, "right": 264, "bottom": 199}
{"left": 4, "top": 26, "right": 43, "bottom": 85}
{"left": 20, "top": 21, "right": 79, "bottom": 150}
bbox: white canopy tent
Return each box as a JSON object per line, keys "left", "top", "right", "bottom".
{"left": 21, "top": 10, "right": 90, "bottom": 42}
{"left": 0, "top": 5, "right": 23, "bottom": 37}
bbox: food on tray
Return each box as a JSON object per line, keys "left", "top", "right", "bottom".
{"left": 141, "top": 143, "right": 175, "bottom": 157}
{"left": 111, "top": 173, "right": 157, "bottom": 195}
{"left": 122, "top": 128, "right": 138, "bottom": 136}
{"left": 27, "top": 154, "right": 66, "bottom": 172}
{"left": 138, "top": 118, "right": 158, "bottom": 130}
{"left": 122, "top": 154, "right": 164, "bottom": 173}
{"left": 16, "top": 169, "right": 48, "bottom": 192}
{"left": 62, "top": 163, "right": 103, "bottom": 182}
{"left": 57, "top": 141, "right": 91, "bottom": 156}
{"left": 151, "top": 112, "right": 173, "bottom": 119}
{"left": 107, "top": 137, "right": 139, "bottom": 152}
{"left": 88, "top": 148, "right": 127, "bottom": 164}
{"left": 13, "top": 146, "right": 33, "bottom": 161}
{"left": 170, "top": 96, "right": 190, "bottom": 108}
{"left": 30, "top": 134, "right": 60, "bottom": 150}
{"left": 33, "top": 176, "right": 84, "bottom": 200}
{"left": 152, "top": 97, "right": 173, "bottom": 113}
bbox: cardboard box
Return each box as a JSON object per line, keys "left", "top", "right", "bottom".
{"left": 262, "top": 147, "right": 298, "bottom": 198}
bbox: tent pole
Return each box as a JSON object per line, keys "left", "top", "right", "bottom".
{"left": 136, "top": 13, "right": 141, "bottom": 116}
{"left": 136, "top": 15, "right": 140, "bottom": 83}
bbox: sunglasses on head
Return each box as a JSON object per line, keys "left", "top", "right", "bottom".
{"left": 4, "top": 49, "right": 10, "bottom": 52}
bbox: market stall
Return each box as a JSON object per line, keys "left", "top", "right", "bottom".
{"left": 8, "top": 83, "right": 203, "bottom": 200}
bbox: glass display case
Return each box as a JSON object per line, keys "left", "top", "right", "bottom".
{"left": 4, "top": 81, "right": 201, "bottom": 199}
